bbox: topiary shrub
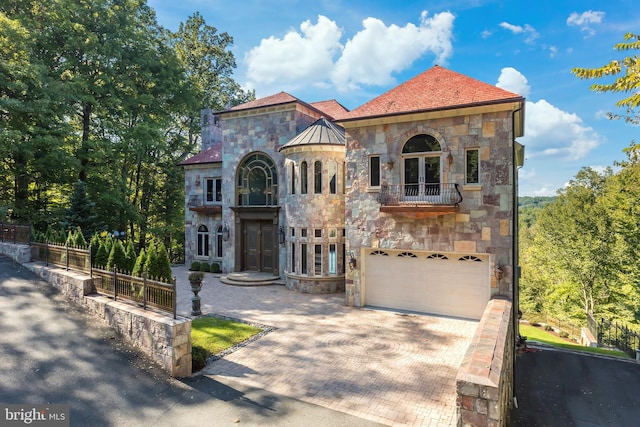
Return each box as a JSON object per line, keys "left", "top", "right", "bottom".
{"left": 199, "top": 262, "right": 210, "bottom": 272}
{"left": 190, "top": 261, "right": 201, "bottom": 271}
{"left": 191, "top": 346, "right": 209, "bottom": 372}
{"left": 210, "top": 262, "right": 220, "bottom": 273}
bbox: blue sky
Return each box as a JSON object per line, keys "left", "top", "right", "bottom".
{"left": 149, "top": 0, "right": 639, "bottom": 196}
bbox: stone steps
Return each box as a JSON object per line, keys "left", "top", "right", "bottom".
{"left": 220, "top": 271, "right": 285, "bottom": 287}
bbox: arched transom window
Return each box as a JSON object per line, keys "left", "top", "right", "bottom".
{"left": 402, "top": 134, "right": 442, "bottom": 197}
{"left": 237, "top": 152, "right": 278, "bottom": 206}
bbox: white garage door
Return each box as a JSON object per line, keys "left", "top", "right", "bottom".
{"left": 364, "top": 249, "right": 490, "bottom": 320}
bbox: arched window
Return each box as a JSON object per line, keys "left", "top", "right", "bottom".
{"left": 328, "top": 160, "right": 337, "bottom": 194}
{"left": 402, "top": 134, "right": 442, "bottom": 198}
{"left": 237, "top": 152, "right": 278, "bottom": 206}
{"left": 301, "top": 161, "right": 308, "bottom": 194}
{"left": 290, "top": 162, "right": 296, "bottom": 194}
{"left": 314, "top": 160, "right": 322, "bottom": 194}
{"left": 197, "top": 225, "right": 209, "bottom": 257}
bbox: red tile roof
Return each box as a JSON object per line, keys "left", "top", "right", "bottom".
{"left": 179, "top": 143, "right": 221, "bottom": 166}
{"left": 227, "top": 92, "right": 299, "bottom": 111}
{"left": 341, "top": 66, "right": 524, "bottom": 121}
{"left": 309, "top": 100, "right": 350, "bottom": 120}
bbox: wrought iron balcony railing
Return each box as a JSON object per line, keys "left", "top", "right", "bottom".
{"left": 377, "top": 183, "right": 462, "bottom": 206}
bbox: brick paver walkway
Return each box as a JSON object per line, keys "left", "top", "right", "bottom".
{"left": 174, "top": 267, "right": 478, "bottom": 427}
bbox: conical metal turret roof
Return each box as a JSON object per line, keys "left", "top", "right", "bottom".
{"left": 280, "top": 117, "right": 345, "bottom": 151}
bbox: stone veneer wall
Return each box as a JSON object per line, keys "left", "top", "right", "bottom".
{"left": 184, "top": 163, "right": 223, "bottom": 269}
{"left": 281, "top": 146, "right": 346, "bottom": 292}
{"left": 2, "top": 251, "right": 193, "bottom": 378}
{"left": 218, "top": 104, "right": 322, "bottom": 276}
{"left": 0, "top": 242, "right": 31, "bottom": 263}
{"left": 344, "top": 111, "right": 515, "bottom": 307}
{"left": 456, "top": 298, "right": 514, "bottom": 427}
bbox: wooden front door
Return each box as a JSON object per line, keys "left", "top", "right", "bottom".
{"left": 243, "top": 220, "right": 275, "bottom": 272}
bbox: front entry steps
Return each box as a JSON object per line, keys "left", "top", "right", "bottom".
{"left": 221, "top": 271, "right": 285, "bottom": 286}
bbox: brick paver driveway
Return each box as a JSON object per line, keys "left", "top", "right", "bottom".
{"left": 175, "top": 268, "right": 478, "bottom": 427}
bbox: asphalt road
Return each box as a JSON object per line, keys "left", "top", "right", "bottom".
{"left": 510, "top": 346, "right": 640, "bottom": 427}
{"left": 0, "top": 256, "right": 382, "bottom": 427}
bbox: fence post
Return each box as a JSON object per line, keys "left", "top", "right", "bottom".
{"left": 113, "top": 265, "right": 117, "bottom": 301}
{"left": 45, "top": 240, "right": 49, "bottom": 266}
{"left": 13, "top": 224, "right": 16, "bottom": 244}
{"left": 65, "top": 241, "right": 69, "bottom": 271}
{"left": 172, "top": 276, "right": 177, "bottom": 320}
{"left": 143, "top": 272, "right": 147, "bottom": 310}
{"left": 89, "top": 245, "right": 93, "bottom": 278}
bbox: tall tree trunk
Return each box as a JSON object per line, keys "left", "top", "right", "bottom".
{"left": 78, "top": 102, "right": 92, "bottom": 182}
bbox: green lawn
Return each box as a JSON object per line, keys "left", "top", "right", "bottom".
{"left": 191, "top": 317, "right": 263, "bottom": 371}
{"left": 519, "top": 323, "right": 629, "bottom": 358}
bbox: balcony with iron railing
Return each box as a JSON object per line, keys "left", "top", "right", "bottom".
{"left": 187, "top": 194, "right": 222, "bottom": 215}
{"left": 377, "top": 183, "right": 462, "bottom": 218}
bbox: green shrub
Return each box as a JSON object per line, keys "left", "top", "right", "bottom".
{"left": 559, "top": 331, "right": 569, "bottom": 339}
{"left": 544, "top": 325, "right": 553, "bottom": 332}
{"left": 191, "top": 345, "right": 209, "bottom": 372}
{"left": 199, "top": 262, "right": 210, "bottom": 272}
{"left": 190, "top": 261, "right": 201, "bottom": 271}
{"left": 530, "top": 321, "right": 540, "bottom": 327}
{"left": 210, "top": 262, "right": 220, "bottom": 273}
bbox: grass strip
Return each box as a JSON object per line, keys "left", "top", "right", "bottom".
{"left": 519, "top": 324, "right": 629, "bottom": 359}
{"left": 192, "top": 316, "right": 263, "bottom": 356}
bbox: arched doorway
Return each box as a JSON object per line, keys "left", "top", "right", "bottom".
{"left": 232, "top": 152, "right": 280, "bottom": 274}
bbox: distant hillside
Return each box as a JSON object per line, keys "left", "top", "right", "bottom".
{"left": 518, "top": 196, "right": 556, "bottom": 228}
{"left": 518, "top": 196, "right": 557, "bottom": 209}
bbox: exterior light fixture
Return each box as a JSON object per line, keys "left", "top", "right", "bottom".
{"left": 447, "top": 152, "right": 454, "bottom": 166}
{"left": 222, "top": 224, "right": 230, "bottom": 241}
{"left": 348, "top": 251, "right": 357, "bottom": 270}
{"left": 279, "top": 226, "right": 285, "bottom": 244}
{"left": 495, "top": 265, "right": 504, "bottom": 281}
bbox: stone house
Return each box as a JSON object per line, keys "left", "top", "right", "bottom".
{"left": 181, "top": 65, "right": 525, "bottom": 321}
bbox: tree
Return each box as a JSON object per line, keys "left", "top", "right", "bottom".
{"left": 132, "top": 248, "right": 146, "bottom": 277}
{"left": 156, "top": 242, "right": 173, "bottom": 282}
{"left": 572, "top": 33, "right": 640, "bottom": 124}
{"left": 532, "top": 168, "right": 621, "bottom": 320}
{"left": 62, "top": 181, "right": 102, "bottom": 237}
{"left": 125, "top": 240, "right": 137, "bottom": 273}
{"left": 95, "top": 241, "right": 109, "bottom": 268}
{"left": 106, "top": 240, "right": 127, "bottom": 272}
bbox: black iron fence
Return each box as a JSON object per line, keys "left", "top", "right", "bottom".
{"left": 31, "top": 241, "right": 92, "bottom": 274}
{"left": 93, "top": 268, "right": 176, "bottom": 319}
{"left": 588, "top": 312, "right": 640, "bottom": 358}
{"left": 1, "top": 223, "right": 31, "bottom": 244}
{"left": 29, "top": 239, "right": 176, "bottom": 318}
{"left": 377, "top": 183, "right": 463, "bottom": 206}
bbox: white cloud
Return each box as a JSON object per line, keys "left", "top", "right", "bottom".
{"left": 331, "top": 11, "right": 455, "bottom": 91}
{"left": 498, "top": 68, "right": 602, "bottom": 161}
{"left": 567, "top": 10, "right": 605, "bottom": 36}
{"left": 496, "top": 67, "right": 530, "bottom": 97}
{"left": 567, "top": 10, "right": 605, "bottom": 26}
{"left": 499, "top": 22, "right": 539, "bottom": 44}
{"left": 521, "top": 99, "right": 600, "bottom": 160}
{"left": 548, "top": 46, "right": 558, "bottom": 58}
{"left": 243, "top": 11, "right": 456, "bottom": 95}
{"left": 244, "top": 15, "right": 343, "bottom": 93}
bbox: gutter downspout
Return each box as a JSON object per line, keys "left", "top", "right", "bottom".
{"left": 511, "top": 103, "right": 524, "bottom": 413}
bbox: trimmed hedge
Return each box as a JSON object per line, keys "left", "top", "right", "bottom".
{"left": 190, "top": 261, "right": 201, "bottom": 271}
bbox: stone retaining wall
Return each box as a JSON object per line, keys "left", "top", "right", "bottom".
{"left": 5, "top": 253, "right": 192, "bottom": 377}
{"left": 0, "top": 242, "right": 31, "bottom": 263}
{"left": 456, "top": 298, "right": 514, "bottom": 427}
